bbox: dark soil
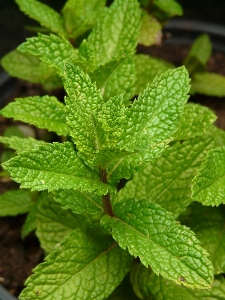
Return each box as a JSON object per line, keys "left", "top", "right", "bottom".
{"left": 1, "top": 39, "right": 225, "bottom": 298}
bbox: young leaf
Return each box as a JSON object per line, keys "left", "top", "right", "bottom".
{"left": 87, "top": 0, "right": 141, "bottom": 66}
{"left": 20, "top": 227, "right": 132, "bottom": 300}
{"left": 191, "top": 72, "right": 225, "bottom": 97}
{"left": 0, "top": 189, "right": 34, "bottom": 216}
{"left": 192, "top": 146, "right": 225, "bottom": 206}
{"left": 0, "top": 96, "right": 68, "bottom": 136}
{"left": 173, "top": 103, "right": 216, "bottom": 140}
{"left": 61, "top": 0, "right": 106, "bottom": 39}
{"left": 117, "top": 67, "right": 190, "bottom": 152}
{"left": 0, "top": 136, "right": 47, "bottom": 153}
{"left": 102, "top": 199, "right": 214, "bottom": 289}
{"left": 53, "top": 189, "right": 103, "bottom": 214}
{"left": 116, "top": 137, "right": 215, "bottom": 217}
{"left": 64, "top": 64, "right": 104, "bottom": 156}
{"left": 131, "top": 263, "right": 225, "bottom": 300}
{"left": 134, "top": 54, "right": 174, "bottom": 95}
{"left": 18, "top": 33, "right": 79, "bottom": 75}
{"left": 91, "top": 57, "right": 136, "bottom": 103}
{"left": 3, "top": 142, "right": 113, "bottom": 195}
{"left": 179, "top": 202, "right": 225, "bottom": 274}
{"left": 35, "top": 192, "right": 101, "bottom": 253}
{"left": 138, "top": 13, "right": 162, "bottom": 46}
{"left": 15, "top": 0, "right": 66, "bottom": 38}
{"left": 1, "top": 50, "right": 62, "bottom": 90}
{"left": 184, "top": 34, "right": 212, "bottom": 74}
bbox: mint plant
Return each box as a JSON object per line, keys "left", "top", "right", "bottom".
{"left": 1, "top": 0, "right": 225, "bottom": 299}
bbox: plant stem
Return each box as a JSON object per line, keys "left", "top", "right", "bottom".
{"left": 99, "top": 167, "right": 115, "bottom": 217}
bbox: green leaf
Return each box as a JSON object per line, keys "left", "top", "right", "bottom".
{"left": 90, "top": 57, "right": 136, "bottom": 103}
{"left": 192, "top": 146, "right": 225, "bottom": 206}
{"left": 101, "top": 198, "right": 213, "bottom": 288}
{"left": 0, "top": 189, "right": 34, "bottom": 216}
{"left": 22, "top": 203, "right": 38, "bottom": 238}
{"left": 179, "top": 202, "right": 225, "bottom": 274}
{"left": 173, "top": 103, "right": 216, "bottom": 140}
{"left": 18, "top": 33, "right": 79, "bottom": 75}
{"left": 138, "top": 12, "right": 162, "bottom": 46}
{"left": 35, "top": 192, "right": 101, "bottom": 252}
{"left": 61, "top": 0, "right": 106, "bottom": 39}
{"left": 3, "top": 142, "right": 113, "bottom": 195}
{"left": 1, "top": 50, "right": 62, "bottom": 90}
{"left": 134, "top": 54, "right": 174, "bottom": 95}
{"left": 15, "top": 0, "right": 66, "bottom": 38}
{"left": 20, "top": 227, "right": 132, "bottom": 300}
{"left": 0, "top": 136, "right": 47, "bottom": 153}
{"left": 184, "top": 34, "right": 212, "bottom": 74}
{"left": 88, "top": 0, "right": 141, "bottom": 66}
{"left": 191, "top": 72, "right": 225, "bottom": 97}
{"left": 53, "top": 189, "right": 103, "bottom": 214}
{"left": 64, "top": 64, "right": 108, "bottom": 164}
{"left": 117, "top": 67, "right": 190, "bottom": 152}
{"left": 116, "top": 137, "right": 215, "bottom": 217}
{"left": 131, "top": 263, "right": 225, "bottom": 300}
{"left": 154, "top": 0, "right": 183, "bottom": 17}
{"left": 0, "top": 96, "right": 68, "bottom": 136}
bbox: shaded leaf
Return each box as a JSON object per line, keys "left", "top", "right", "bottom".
{"left": 179, "top": 202, "right": 225, "bottom": 274}
{"left": 131, "top": 263, "right": 225, "bottom": 300}
{"left": 192, "top": 146, "right": 225, "bottom": 206}
{"left": 0, "top": 189, "right": 34, "bottom": 216}
{"left": 20, "top": 227, "right": 132, "bottom": 300}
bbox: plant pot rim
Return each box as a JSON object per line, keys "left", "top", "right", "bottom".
{"left": 164, "top": 18, "right": 225, "bottom": 53}
{"left": 0, "top": 285, "right": 18, "bottom": 300}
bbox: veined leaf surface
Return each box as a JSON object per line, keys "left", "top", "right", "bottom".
{"left": 102, "top": 198, "right": 214, "bottom": 289}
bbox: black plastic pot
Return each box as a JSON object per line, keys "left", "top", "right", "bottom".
{"left": 0, "top": 286, "right": 17, "bottom": 300}
{"left": 164, "top": 18, "right": 225, "bottom": 53}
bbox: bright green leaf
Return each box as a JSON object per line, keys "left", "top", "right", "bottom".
{"left": 0, "top": 189, "right": 34, "bottom": 216}
{"left": 192, "top": 146, "right": 225, "bottom": 206}
{"left": 173, "top": 103, "right": 216, "bottom": 140}
{"left": 88, "top": 0, "right": 141, "bottom": 66}
{"left": 131, "top": 263, "right": 225, "bottom": 300}
{"left": 53, "top": 189, "right": 103, "bottom": 214}
{"left": 191, "top": 72, "right": 225, "bottom": 97}
{"left": 179, "top": 202, "right": 225, "bottom": 274}
{"left": 102, "top": 198, "right": 213, "bottom": 288}
{"left": 117, "top": 67, "right": 190, "bottom": 151}
{"left": 18, "top": 33, "right": 79, "bottom": 75}
{"left": 0, "top": 136, "right": 47, "bottom": 153}
{"left": 15, "top": 0, "right": 66, "bottom": 38}
{"left": 3, "top": 142, "right": 113, "bottom": 195}
{"left": 64, "top": 64, "right": 106, "bottom": 162}
{"left": 0, "top": 96, "right": 68, "bottom": 136}
{"left": 20, "top": 227, "right": 132, "bottom": 300}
